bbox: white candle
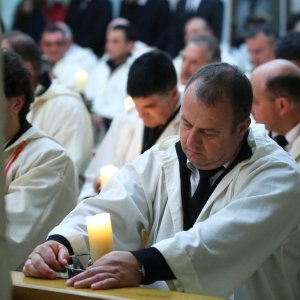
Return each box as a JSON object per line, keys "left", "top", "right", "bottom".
{"left": 124, "top": 96, "right": 135, "bottom": 112}
{"left": 99, "top": 165, "right": 119, "bottom": 187}
{"left": 74, "top": 69, "right": 88, "bottom": 91}
{"left": 86, "top": 213, "right": 114, "bottom": 262}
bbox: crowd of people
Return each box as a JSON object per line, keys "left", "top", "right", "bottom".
{"left": 2, "top": 0, "right": 300, "bottom": 299}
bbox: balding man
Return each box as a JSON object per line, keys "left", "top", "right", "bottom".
{"left": 251, "top": 59, "right": 300, "bottom": 163}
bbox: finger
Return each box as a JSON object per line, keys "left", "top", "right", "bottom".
{"left": 73, "top": 272, "right": 115, "bottom": 289}
{"left": 57, "top": 245, "right": 70, "bottom": 266}
{"left": 23, "top": 256, "right": 56, "bottom": 279}
{"left": 91, "top": 278, "right": 119, "bottom": 290}
{"left": 38, "top": 246, "right": 66, "bottom": 272}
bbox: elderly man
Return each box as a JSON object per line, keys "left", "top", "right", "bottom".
{"left": 2, "top": 31, "right": 94, "bottom": 180}
{"left": 80, "top": 50, "right": 181, "bottom": 199}
{"left": 3, "top": 50, "right": 78, "bottom": 271}
{"left": 40, "top": 22, "right": 97, "bottom": 90}
{"left": 245, "top": 24, "right": 277, "bottom": 69}
{"left": 24, "top": 63, "right": 300, "bottom": 299}
{"left": 178, "top": 36, "right": 221, "bottom": 90}
{"left": 251, "top": 59, "right": 300, "bottom": 164}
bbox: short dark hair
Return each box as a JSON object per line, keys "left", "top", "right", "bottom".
{"left": 245, "top": 24, "right": 278, "bottom": 43}
{"left": 111, "top": 24, "right": 136, "bottom": 42}
{"left": 186, "top": 62, "right": 253, "bottom": 129}
{"left": 265, "top": 74, "right": 300, "bottom": 105}
{"left": 42, "top": 23, "right": 66, "bottom": 38}
{"left": 275, "top": 32, "right": 300, "bottom": 62}
{"left": 3, "top": 50, "right": 34, "bottom": 124}
{"left": 2, "top": 31, "right": 42, "bottom": 75}
{"left": 127, "top": 50, "right": 177, "bottom": 97}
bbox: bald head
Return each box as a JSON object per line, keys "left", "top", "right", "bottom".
{"left": 184, "top": 17, "right": 212, "bottom": 43}
{"left": 251, "top": 59, "right": 300, "bottom": 134}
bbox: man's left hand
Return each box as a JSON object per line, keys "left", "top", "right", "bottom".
{"left": 66, "top": 251, "right": 142, "bottom": 290}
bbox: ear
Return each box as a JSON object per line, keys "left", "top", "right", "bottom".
{"left": 237, "top": 117, "right": 251, "bottom": 139}
{"left": 170, "top": 85, "right": 179, "bottom": 99}
{"left": 12, "top": 96, "right": 25, "bottom": 114}
{"left": 275, "top": 97, "right": 289, "bottom": 117}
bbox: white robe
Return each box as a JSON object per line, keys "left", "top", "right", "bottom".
{"left": 80, "top": 107, "right": 181, "bottom": 199}
{"left": 85, "top": 56, "right": 134, "bottom": 119}
{"left": 52, "top": 43, "right": 98, "bottom": 91}
{"left": 49, "top": 124, "right": 300, "bottom": 299}
{"left": 28, "top": 80, "right": 94, "bottom": 176}
{"left": 290, "top": 134, "right": 300, "bottom": 165}
{"left": 5, "top": 127, "right": 78, "bottom": 270}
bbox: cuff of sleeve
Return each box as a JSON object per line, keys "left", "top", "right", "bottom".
{"left": 47, "top": 234, "right": 74, "bottom": 255}
{"left": 131, "top": 247, "right": 175, "bottom": 284}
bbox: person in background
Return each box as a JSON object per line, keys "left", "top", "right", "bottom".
{"left": 171, "top": 0, "right": 223, "bottom": 57}
{"left": 245, "top": 23, "right": 277, "bottom": 70}
{"left": 178, "top": 35, "right": 221, "bottom": 91}
{"left": 40, "top": 22, "right": 97, "bottom": 90}
{"left": 65, "top": 0, "right": 112, "bottom": 57}
{"left": 24, "top": 63, "right": 300, "bottom": 299}
{"left": 251, "top": 59, "right": 300, "bottom": 164}
{"left": 274, "top": 31, "right": 300, "bottom": 68}
{"left": 2, "top": 31, "right": 94, "bottom": 182}
{"left": 120, "top": 0, "right": 171, "bottom": 52}
{"left": 3, "top": 50, "right": 78, "bottom": 271}
{"left": 84, "top": 23, "right": 135, "bottom": 135}
{"left": 80, "top": 50, "right": 181, "bottom": 199}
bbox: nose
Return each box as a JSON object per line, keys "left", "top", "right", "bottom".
{"left": 186, "top": 128, "right": 202, "bottom": 149}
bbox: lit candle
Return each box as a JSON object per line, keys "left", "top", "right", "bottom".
{"left": 99, "top": 165, "right": 119, "bottom": 187}
{"left": 74, "top": 69, "right": 89, "bottom": 91}
{"left": 124, "top": 96, "right": 135, "bottom": 112}
{"left": 86, "top": 213, "right": 114, "bottom": 262}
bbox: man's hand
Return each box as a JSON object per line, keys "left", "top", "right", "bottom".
{"left": 23, "top": 241, "right": 70, "bottom": 279}
{"left": 66, "top": 251, "right": 143, "bottom": 290}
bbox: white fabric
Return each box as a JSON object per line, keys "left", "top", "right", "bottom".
{"left": 84, "top": 56, "right": 134, "bottom": 119}
{"left": 289, "top": 131, "right": 300, "bottom": 165}
{"left": 5, "top": 127, "right": 78, "bottom": 270}
{"left": 49, "top": 124, "right": 300, "bottom": 299}
{"left": 28, "top": 80, "right": 94, "bottom": 176}
{"left": 52, "top": 44, "right": 97, "bottom": 91}
{"left": 80, "top": 107, "right": 181, "bottom": 199}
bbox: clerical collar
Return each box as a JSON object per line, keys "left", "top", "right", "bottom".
{"left": 137, "top": 0, "right": 147, "bottom": 5}
{"left": 4, "top": 119, "right": 32, "bottom": 149}
{"left": 106, "top": 54, "right": 131, "bottom": 73}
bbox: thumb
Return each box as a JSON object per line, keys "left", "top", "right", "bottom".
{"left": 57, "top": 245, "right": 70, "bottom": 266}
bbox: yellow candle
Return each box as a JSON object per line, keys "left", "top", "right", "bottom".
{"left": 99, "top": 165, "right": 119, "bottom": 187}
{"left": 86, "top": 213, "right": 114, "bottom": 262}
{"left": 124, "top": 96, "right": 135, "bottom": 112}
{"left": 74, "top": 69, "right": 88, "bottom": 91}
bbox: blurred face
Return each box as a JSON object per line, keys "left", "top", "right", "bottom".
{"left": 133, "top": 89, "right": 178, "bottom": 128}
{"left": 180, "top": 43, "right": 210, "bottom": 85}
{"left": 180, "top": 85, "right": 249, "bottom": 170}
{"left": 40, "top": 31, "right": 68, "bottom": 64}
{"left": 184, "top": 19, "right": 211, "bottom": 42}
{"left": 251, "top": 73, "right": 279, "bottom": 131}
{"left": 105, "top": 29, "right": 133, "bottom": 63}
{"left": 246, "top": 33, "right": 275, "bottom": 67}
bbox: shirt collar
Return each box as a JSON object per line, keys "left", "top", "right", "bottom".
{"left": 285, "top": 123, "right": 300, "bottom": 150}
{"left": 138, "top": 0, "right": 147, "bottom": 5}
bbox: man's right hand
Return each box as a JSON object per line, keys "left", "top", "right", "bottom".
{"left": 23, "top": 241, "right": 70, "bottom": 279}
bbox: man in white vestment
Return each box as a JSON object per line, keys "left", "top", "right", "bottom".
{"left": 24, "top": 63, "right": 300, "bottom": 300}
{"left": 2, "top": 31, "right": 94, "bottom": 180}
{"left": 3, "top": 50, "right": 78, "bottom": 271}
{"left": 251, "top": 59, "right": 300, "bottom": 164}
{"left": 80, "top": 50, "right": 181, "bottom": 199}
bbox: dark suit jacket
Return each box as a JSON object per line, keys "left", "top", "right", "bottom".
{"left": 120, "top": 0, "right": 171, "bottom": 51}
{"left": 65, "top": 0, "right": 112, "bottom": 57}
{"left": 171, "top": 0, "right": 224, "bottom": 56}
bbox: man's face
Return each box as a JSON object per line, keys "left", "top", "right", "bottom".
{"left": 133, "top": 89, "right": 178, "bottom": 128}
{"left": 180, "top": 85, "right": 249, "bottom": 170}
{"left": 246, "top": 33, "right": 275, "bottom": 67}
{"left": 184, "top": 20, "right": 211, "bottom": 43}
{"left": 251, "top": 72, "right": 279, "bottom": 131}
{"left": 105, "top": 29, "right": 132, "bottom": 62}
{"left": 40, "top": 31, "right": 68, "bottom": 64}
{"left": 180, "top": 43, "right": 210, "bottom": 85}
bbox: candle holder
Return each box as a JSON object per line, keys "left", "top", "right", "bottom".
{"left": 65, "top": 254, "right": 93, "bottom": 278}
